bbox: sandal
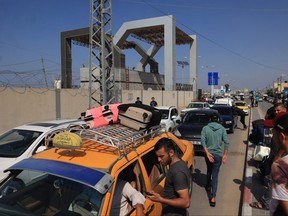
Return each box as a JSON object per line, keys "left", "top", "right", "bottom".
{"left": 249, "top": 201, "right": 269, "bottom": 210}
{"left": 210, "top": 198, "right": 216, "bottom": 207}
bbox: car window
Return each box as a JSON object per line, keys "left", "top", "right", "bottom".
{"left": 0, "top": 129, "right": 42, "bottom": 157}
{"left": 159, "top": 110, "right": 169, "bottom": 119}
{"left": 0, "top": 170, "right": 94, "bottom": 216}
{"left": 141, "top": 150, "right": 166, "bottom": 189}
{"left": 187, "top": 103, "right": 203, "bottom": 108}
{"left": 183, "top": 112, "right": 211, "bottom": 124}
{"left": 171, "top": 108, "right": 178, "bottom": 117}
{"left": 113, "top": 161, "right": 147, "bottom": 215}
{"left": 117, "top": 161, "right": 146, "bottom": 194}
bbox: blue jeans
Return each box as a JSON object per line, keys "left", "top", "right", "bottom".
{"left": 205, "top": 155, "right": 222, "bottom": 198}
{"left": 260, "top": 175, "right": 271, "bottom": 208}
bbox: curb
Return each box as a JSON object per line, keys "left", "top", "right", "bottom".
{"left": 241, "top": 110, "right": 254, "bottom": 216}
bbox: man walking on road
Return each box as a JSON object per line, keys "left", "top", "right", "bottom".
{"left": 147, "top": 138, "right": 191, "bottom": 215}
{"left": 201, "top": 113, "right": 230, "bottom": 207}
{"left": 233, "top": 106, "right": 247, "bottom": 130}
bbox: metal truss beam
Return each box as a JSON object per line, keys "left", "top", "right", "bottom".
{"left": 89, "top": 0, "right": 114, "bottom": 108}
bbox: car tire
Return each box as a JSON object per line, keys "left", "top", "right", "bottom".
{"left": 229, "top": 126, "right": 234, "bottom": 134}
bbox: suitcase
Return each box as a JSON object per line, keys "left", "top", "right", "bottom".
{"left": 118, "top": 103, "right": 161, "bottom": 130}
{"left": 82, "top": 103, "right": 120, "bottom": 128}
{"left": 119, "top": 107, "right": 152, "bottom": 130}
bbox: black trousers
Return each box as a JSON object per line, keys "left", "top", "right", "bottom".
{"left": 240, "top": 115, "right": 246, "bottom": 128}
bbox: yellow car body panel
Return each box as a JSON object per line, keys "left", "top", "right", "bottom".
{"left": 29, "top": 126, "right": 194, "bottom": 216}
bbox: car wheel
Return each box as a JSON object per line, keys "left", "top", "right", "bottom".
{"left": 229, "top": 126, "right": 234, "bottom": 134}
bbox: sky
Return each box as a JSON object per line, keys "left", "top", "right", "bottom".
{"left": 1, "top": 0, "right": 288, "bottom": 91}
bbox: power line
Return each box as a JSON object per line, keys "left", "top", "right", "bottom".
{"left": 126, "top": 0, "right": 288, "bottom": 12}
{"left": 141, "top": 0, "right": 287, "bottom": 72}
{"left": 0, "top": 59, "right": 41, "bottom": 67}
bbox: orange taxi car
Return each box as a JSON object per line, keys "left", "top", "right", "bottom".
{"left": 0, "top": 124, "right": 194, "bottom": 216}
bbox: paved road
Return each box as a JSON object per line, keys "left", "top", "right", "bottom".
{"left": 188, "top": 111, "right": 249, "bottom": 215}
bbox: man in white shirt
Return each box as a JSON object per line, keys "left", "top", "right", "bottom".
{"left": 110, "top": 179, "right": 145, "bottom": 216}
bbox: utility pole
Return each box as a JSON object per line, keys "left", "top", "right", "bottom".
{"left": 89, "top": 0, "right": 114, "bottom": 108}
{"left": 176, "top": 60, "right": 189, "bottom": 90}
{"left": 41, "top": 57, "right": 48, "bottom": 88}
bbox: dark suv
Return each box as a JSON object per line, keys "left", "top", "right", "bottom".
{"left": 174, "top": 109, "right": 223, "bottom": 152}
{"left": 211, "top": 105, "right": 237, "bottom": 133}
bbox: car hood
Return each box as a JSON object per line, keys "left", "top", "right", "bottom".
{"left": 220, "top": 115, "right": 233, "bottom": 121}
{"left": 182, "top": 108, "right": 201, "bottom": 112}
{"left": 236, "top": 106, "right": 248, "bottom": 109}
{"left": 177, "top": 123, "right": 204, "bottom": 139}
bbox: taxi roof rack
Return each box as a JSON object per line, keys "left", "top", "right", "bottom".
{"left": 45, "top": 124, "right": 164, "bottom": 157}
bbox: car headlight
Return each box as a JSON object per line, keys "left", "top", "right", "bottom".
{"left": 225, "top": 121, "right": 232, "bottom": 124}
{"left": 192, "top": 141, "right": 202, "bottom": 145}
{"left": 174, "top": 129, "right": 182, "bottom": 137}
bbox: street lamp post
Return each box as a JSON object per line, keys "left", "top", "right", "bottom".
{"left": 177, "top": 60, "right": 189, "bottom": 90}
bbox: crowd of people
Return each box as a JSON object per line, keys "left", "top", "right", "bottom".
{"left": 248, "top": 101, "right": 288, "bottom": 215}
{"left": 128, "top": 94, "right": 288, "bottom": 214}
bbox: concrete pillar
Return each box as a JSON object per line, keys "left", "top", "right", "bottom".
{"left": 189, "top": 35, "right": 197, "bottom": 96}
{"left": 164, "top": 16, "right": 176, "bottom": 91}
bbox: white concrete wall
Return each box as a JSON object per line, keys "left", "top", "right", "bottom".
{"left": 0, "top": 87, "right": 195, "bottom": 133}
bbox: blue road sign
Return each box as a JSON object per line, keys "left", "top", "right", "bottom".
{"left": 213, "top": 72, "right": 218, "bottom": 86}
{"left": 208, "top": 72, "right": 213, "bottom": 85}
{"left": 208, "top": 72, "right": 218, "bottom": 86}
{"left": 284, "top": 89, "right": 288, "bottom": 95}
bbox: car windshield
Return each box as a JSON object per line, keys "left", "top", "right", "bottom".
{"left": 235, "top": 102, "right": 246, "bottom": 106}
{"left": 0, "top": 129, "right": 42, "bottom": 157}
{"left": 187, "top": 103, "right": 204, "bottom": 108}
{"left": 159, "top": 109, "right": 169, "bottom": 119}
{"left": 0, "top": 169, "right": 104, "bottom": 216}
{"left": 212, "top": 107, "right": 232, "bottom": 115}
{"left": 183, "top": 112, "right": 211, "bottom": 124}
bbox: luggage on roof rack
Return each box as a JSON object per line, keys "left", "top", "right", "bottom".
{"left": 118, "top": 103, "right": 161, "bottom": 130}
{"left": 45, "top": 123, "right": 164, "bottom": 157}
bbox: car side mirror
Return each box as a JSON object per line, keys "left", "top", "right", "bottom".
{"left": 35, "top": 146, "right": 47, "bottom": 154}
{"left": 171, "top": 115, "right": 177, "bottom": 120}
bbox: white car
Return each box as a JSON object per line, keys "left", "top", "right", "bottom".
{"left": 0, "top": 119, "right": 84, "bottom": 181}
{"left": 180, "top": 101, "right": 210, "bottom": 117}
{"left": 214, "top": 98, "right": 234, "bottom": 106}
{"left": 157, "top": 106, "right": 181, "bottom": 132}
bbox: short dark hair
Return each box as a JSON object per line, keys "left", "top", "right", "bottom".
{"left": 266, "top": 106, "right": 276, "bottom": 119}
{"left": 154, "top": 138, "right": 175, "bottom": 152}
{"left": 274, "top": 103, "right": 286, "bottom": 109}
{"left": 210, "top": 113, "right": 219, "bottom": 122}
{"left": 274, "top": 112, "right": 288, "bottom": 134}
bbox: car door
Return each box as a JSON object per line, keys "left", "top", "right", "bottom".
{"left": 171, "top": 108, "right": 181, "bottom": 130}
{"left": 137, "top": 149, "right": 167, "bottom": 215}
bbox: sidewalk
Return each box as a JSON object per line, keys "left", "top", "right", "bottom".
{"left": 242, "top": 111, "right": 270, "bottom": 216}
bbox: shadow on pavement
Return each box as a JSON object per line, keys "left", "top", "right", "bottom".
{"left": 192, "top": 168, "right": 206, "bottom": 188}
{"left": 233, "top": 178, "right": 244, "bottom": 192}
